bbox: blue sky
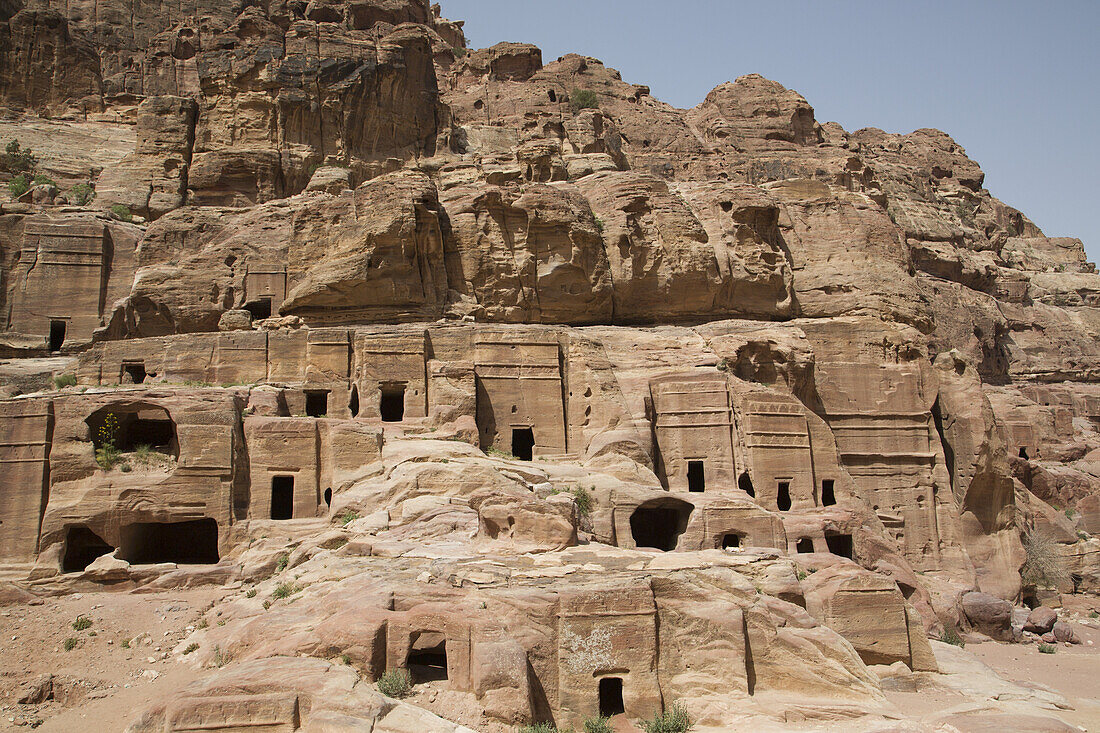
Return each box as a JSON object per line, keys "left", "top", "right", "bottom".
{"left": 442, "top": 0, "right": 1099, "bottom": 266}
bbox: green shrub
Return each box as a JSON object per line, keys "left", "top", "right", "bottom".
{"left": 32, "top": 173, "right": 56, "bottom": 187}
{"left": 109, "top": 203, "right": 133, "bottom": 222}
{"left": 2, "top": 140, "right": 37, "bottom": 174}
{"left": 517, "top": 725, "right": 558, "bottom": 733}
{"left": 63, "top": 637, "right": 80, "bottom": 651}
{"left": 1022, "top": 529, "right": 1069, "bottom": 589}
{"left": 212, "top": 645, "right": 230, "bottom": 667}
{"left": 121, "top": 638, "right": 130, "bottom": 649}
{"left": 340, "top": 653, "right": 351, "bottom": 665}
{"left": 183, "top": 642, "right": 200, "bottom": 655}
{"left": 337, "top": 509, "right": 360, "bottom": 526}
{"left": 593, "top": 216, "right": 605, "bottom": 234}
{"left": 196, "top": 618, "right": 208, "bottom": 630}
{"left": 96, "top": 443, "right": 121, "bottom": 470}
{"left": 1089, "top": 610, "right": 1099, "bottom": 620}
{"left": 640, "top": 702, "right": 693, "bottom": 733}
{"left": 572, "top": 486, "right": 593, "bottom": 517}
{"left": 274, "top": 553, "right": 289, "bottom": 572}
{"left": 271, "top": 582, "right": 302, "bottom": 600}
{"left": 69, "top": 182, "right": 95, "bottom": 205}
{"left": 72, "top": 615, "right": 92, "bottom": 631}
{"left": 1065, "top": 508, "right": 1076, "bottom": 519}
{"left": 939, "top": 626, "right": 965, "bottom": 648}
{"left": 245, "top": 588, "right": 257, "bottom": 598}
{"left": 377, "top": 668, "right": 412, "bottom": 698}
{"left": 1038, "top": 643, "right": 1056, "bottom": 654}
{"left": 584, "top": 716, "right": 614, "bottom": 733}
{"left": 570, "top": 88, "right": 599, "bottom": 112}
{"left": 8, "top": 173, "right": 29, "bottom": 198}
{"left": 53, "top": 373, "right": 77, "bottom": 389}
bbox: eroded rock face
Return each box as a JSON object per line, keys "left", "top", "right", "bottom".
{"left": 0, "top": 2, "right": 1098, "bottom": 731}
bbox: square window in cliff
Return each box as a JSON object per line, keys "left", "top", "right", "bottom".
{"left": 121, "top": 361, "right": 147, "bottom": 384}
{"left": 271, "top": 476, "right": 294, "bottom": 520}
{"left": 599, "top": 677, "right": 625, "bottom": 717}
{"left": 825, "top": 532, "right": 853, "bottom": 559}
{"left": 305, "top": 391, "right": 329, "bottom": 418}
{"left": 118, "top": 519, "right": 219, "bottom": 565}
{"left": 380, "top": 384, "right": 405, "bottom": 422}
{"left": 777, "top": 481, "right": 792, "bottom": 511}
{"left": 796, "top": 537, "right": 814, "bottom": 553}
{"left": 687, "top": 460, "right": 705, "bottom": 492}
{"left": 408, "top": 632, "right": 448, "bottom": 683}
{"left": 512, "top": 428, "right": 535, "bottom": 461}
{"left": 49, "top": 320, "right": 66, "bottom": 352}
{"left": 821, "top": 479, "right": 836, "bottom": 507}
{"left": 721, "top": 533, "right": 741, "bottom": 549}
{"left": 630, "top": 498, "right": 694, "bottom": 552}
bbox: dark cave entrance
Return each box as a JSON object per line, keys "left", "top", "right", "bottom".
{"left": 121, "top": 361, "right": 147, "bottom": 384}
{"left": 86, "top": 404, "right": 178, "bottom": 457}
{"left": 305, "top": 390, "right": 329, "bottom": 418}
{"left": 821, "top": 479, "right": 836, "bottom": 507}
{"left": 598, "top": 676, "right": 625, "bottom": 717}
{"left": 49, "top": 320, "right": 66, "bottom": 351}
{"left": 629, "top": 498, "right": 694, "bottom": 552}
{"left": 117, "top": 519, "right": 219, "bottom": 565}
{"left": 380, "top": 384, "right": 405, "bottom": 422}
{"left": 271, "top": 476, "right": 294, "bottom": 520}
{"left": 511, "top": 427, "right": 535, "bottom": 461}
{"left": 739, "top": 472, "right": 755, "bottom": 498}
{"left": 62, "top": 526, "right": 114, "bottom": 573}
{"left": 720, "top": 533, "right": 741, "bottom": 549}
{"left": 243, "top": 297, "right": 272, "bottom": 321}
{"left": 407, "top": 632, "right": 448, "bottom": 683}
{"left": 687, "top": 460, "right": 705, "bottom": 492}
{"left": 777, "top": 481, "right": 791, "bottom": 511}
{"left": 796, "top": 537, "right": 814, "bottom": 553}
{"left": 825, "top": 532, "right": 854, "bottom": 559}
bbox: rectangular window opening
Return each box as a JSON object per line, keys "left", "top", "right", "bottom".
{"left": 511, "top": 427, "right": 534, "bottom": 461}
{"left": 687, "top": 460, "right": 705, "bottom": 492}
{"left": 777, "top": 481, "right": 792, "bottom": 511}
{"left": 598, "top": 677, "right": 625, "bottom": 717}
{"left": 244, "top": 297, "right": 272, "bottom": 321}
{"left": 271, "top": 476, "right": 294, "bottom": 520}
{"left": 122, "top": 361, "right": 147, "bottom": 384}
{"left": 305, "top": 391, "right": 329, "bottom": 418}
{"left": 821, "top": 479, "right": 836, "bottom": 506}
{"left": 721, "top": 533, "right": 741, "bottom": 549}
{"left": 49, "top": 320, "right": 66, "bottom": 351}
{"left": 380, "top": 384, "right": 406, "bottom": 422}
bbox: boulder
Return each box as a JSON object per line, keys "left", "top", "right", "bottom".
{"left": 960, "top": 591, "right": 1014, "bottom": 641}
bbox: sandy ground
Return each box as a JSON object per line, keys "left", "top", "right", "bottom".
{"left": 0, "top": 588, "right": 228, "bottom": 731}
{"left": 2, "top": 588, "right": 1099, "bottom": 732}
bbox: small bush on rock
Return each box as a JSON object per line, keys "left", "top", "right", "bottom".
{"left": 63, "top": 637, "right": 80, "bottom": 651}
{"left": 1038, "top": 643, "right": 1056, "bottom": 654}
{"left": 584, "top": 716, "right": 614, "bottom": 733}
{"left": 2, "top": 140, "right": 37, "bottom": 174}
{"left": 570, "top": 88, "right": 599, "bottom": 111}
{"left": 939, "top": 626, "right": 965, "bottom": 648}
{"left": 72, "top": 615, "right": 92, "bottom": 631}
{"left": 53, "top": 373, "right": 77, "bottom": 389}
{"left": 109, "top": 203, "right": 132, "bottom": 222}
{"left": 377, "top": 668, "right": 411, "bottom": 698}
{"left": 640, "top": 702, "right": 693, "bottom": 733}
{"left": 8, "top": 173, "right": 28, "bottom": 197}
{"left": 1022, "top": 529, "right": 1069, "bottom": 589}
{"left": 69, "top": 182, "right": 95, "bottom": 205}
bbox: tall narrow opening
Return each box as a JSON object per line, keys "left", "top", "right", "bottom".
{"left": 739, "top": 472, "right": 755, "bottom": 498}
{"left": 629, "top": 498, "right": 694, "bottom": 552}
{"left": 380, "top": 384, "right": 405, "bottom": 422}
{"left": 271, "top": 476, "right": 294, "bottom": 520}
{"left": 49, "top": 320, "right": 66, "bottom": 351}
{"left": 821, "top": 479, "right": 836, "bottom": 507}
{"left": 121, "top": 361, "right": 147, "bottom": 384}
{"left": 687, "top": 460, "right": 705, "bottom": 492}
{"left": 825, "top": 532, "right": 853, "bottom": 559}
{"left": 117, "top": 519, "right": 219, "bottom": 565}
{"left": 1018, "top": 447, "right": 1029, "bottom": 460}
{"left": 323, "top": 488, "right": 332, "bottom": 507}
{"left": 777, "top": 481, "right": 791, "bottom": 511}
{"left": 598, "top": 677, "right": 625, "bottom": 717}
{"left": 511, "top": 427, "right": 534, "bottom": 461}
{"left": 796, "top": 537, "right": 814, "bottom": 553}
{"left": 407, "top": 632, "right": 448, "bottom": 683}
{"left": 62, "top": 526, "right": 114, "bottom": 573}
{"left": 305, "top": 391, "right": 329, "bottom": 418}
{"left": 243, "top": 297, "right": 272, "bottom": 321}
{"left": 348, "top": 385, "right": 360, "bottom": 418}
{"left": 720, "top": 533, "right": 741, "bottom": 550}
